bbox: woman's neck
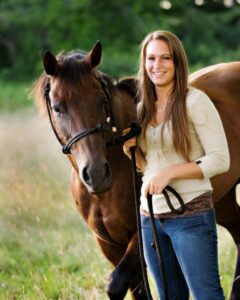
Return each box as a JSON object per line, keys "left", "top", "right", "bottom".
{"left": 155, "top": 84, "right": 173, "bottom": 103}
{"left": 149, "top": 85, "right": 173, "bottom": 127}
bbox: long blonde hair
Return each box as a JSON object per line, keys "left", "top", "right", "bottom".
{"left": 137, "top": 30, "right": 191, "bottom": 162}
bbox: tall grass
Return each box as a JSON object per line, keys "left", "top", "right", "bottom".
{"left": 0, "top": 109, "right": 237, "bottom": 299}
{"left": 0, "top": 111, "right": 113, "bottom": 300}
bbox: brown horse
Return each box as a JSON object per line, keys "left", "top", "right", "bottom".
{"left": 33, "top": 41, "right": 240, "bottom": 300}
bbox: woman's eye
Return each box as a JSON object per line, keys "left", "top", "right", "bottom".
{"left": 162, "top": 56, "right": 171, "bottom": 61}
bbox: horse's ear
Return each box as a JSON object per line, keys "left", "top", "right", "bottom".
{"left": 86, "top": 41, "right": 102, "bottom": 68}
{"left": 43, "top": 51, "right": 59, "bottom": 76}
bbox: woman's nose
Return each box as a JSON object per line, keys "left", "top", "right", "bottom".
{"left": 154, "top": 58, "right": 163, "bottom": 68}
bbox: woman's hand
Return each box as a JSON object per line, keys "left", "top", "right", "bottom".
{"left": 142, "top": 168, "right": 173, "bottom": 198}
{"left": 142, "top": 161, "right": 204, "bottom": 198}
{"left": 122, "top": 128, "right": 137, "bottom": 158}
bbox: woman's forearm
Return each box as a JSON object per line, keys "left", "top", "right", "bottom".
{"left": 168, "top": 161, "right": 204, "bottom": 181}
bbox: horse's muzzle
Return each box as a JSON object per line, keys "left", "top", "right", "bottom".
{"left": 81, "top": 161, "right": 112, "bottom": 193}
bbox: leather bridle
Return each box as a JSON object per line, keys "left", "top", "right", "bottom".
{"left": 44, "top": 77, "right": 118, "bottom": 155}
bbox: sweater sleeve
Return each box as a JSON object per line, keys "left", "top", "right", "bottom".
{"left": 189, "top": 90, "right": 230, "bottom": 180}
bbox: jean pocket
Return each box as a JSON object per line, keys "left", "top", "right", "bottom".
{"left": 179, "top": 214, "right": 206, "bottom": 232}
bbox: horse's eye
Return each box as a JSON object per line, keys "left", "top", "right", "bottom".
{"left": 51, "top": 104, "right": 65, "bottom": 117}
{"left": 52, "top": 105, "right": 60, "bottom": 113}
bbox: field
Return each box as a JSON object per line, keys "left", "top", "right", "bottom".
{"left": 0, "top": 107, "right": 238, "bottom": 300}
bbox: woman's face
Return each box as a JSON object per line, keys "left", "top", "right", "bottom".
{"left": 145, "top": 39, "right": 175, "bottom": 90}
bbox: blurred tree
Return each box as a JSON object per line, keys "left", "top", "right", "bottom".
{"left": 0, "top": 0, "right": 239, "bottom": 80}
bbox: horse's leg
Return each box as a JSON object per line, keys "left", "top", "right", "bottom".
{"left": 215, "top": 183, "right": 240, "bottom": 300}
{"left": 109, "top": 233, "right": 147, "bottom": 300}
{"left": 96, "top": 233, "right": 147, "bottom": 300}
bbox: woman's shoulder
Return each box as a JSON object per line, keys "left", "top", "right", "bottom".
{"left": 186, "top": 87, "right": 219, "bottom": 125}
{"left": 186, "top": 87, "right": 213, "bottom": 111}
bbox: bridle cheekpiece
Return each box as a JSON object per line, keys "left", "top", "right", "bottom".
{"left": 44, "top": 77, "right": 118, "bottom": 155}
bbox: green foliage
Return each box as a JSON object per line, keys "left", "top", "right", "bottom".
{"left": 0, "top": 81, "right": 31, "bottom": 111}
{"left": 0, "top": 0, "right": 239, "bottom": 81}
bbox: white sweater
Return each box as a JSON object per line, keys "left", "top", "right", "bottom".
{"left": 138, "top": 87, "right": 230, "bottom": 214}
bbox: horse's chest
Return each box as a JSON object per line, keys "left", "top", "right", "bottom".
{"left": 90, "top": 208, "right": 130, "bottom": 244}
{"left": 72, "top": 174, "right": 132, "bottom": 245}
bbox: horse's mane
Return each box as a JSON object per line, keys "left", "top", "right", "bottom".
{"left": 97, "top": 71, "right": 138, "bottom": 102}
{"left": 116, "top": 77, "right": 138, "bottom": 103}
{"left": 31, "top": 73, "right": 49, "bottom": 114}
{"left": 32, "top": 50, "right": 138, "bottom": 113}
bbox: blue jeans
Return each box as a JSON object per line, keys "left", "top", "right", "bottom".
{"left": 141, "top": 209, "right": 225, "bottom": 300}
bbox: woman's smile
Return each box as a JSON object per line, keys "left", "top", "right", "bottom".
{"left": 145, "top": 39, "right": 175, "bottom": 90}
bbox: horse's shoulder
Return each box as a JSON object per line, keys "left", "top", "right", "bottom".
{"left": 116, "top": 77, "right": 139, "bottom": 103}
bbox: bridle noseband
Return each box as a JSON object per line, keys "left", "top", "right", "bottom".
{"left": 44, "top": 78, "right": 117, "bottom": 155}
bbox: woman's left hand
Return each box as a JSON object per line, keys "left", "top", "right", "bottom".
{"left": 142, "top": 168, "right": 172, "bottom": 198}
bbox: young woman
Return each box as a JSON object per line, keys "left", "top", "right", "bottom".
{"left": 123, "top": 30, "right": 229, "bottom": 300}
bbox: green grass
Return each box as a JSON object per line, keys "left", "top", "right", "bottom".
{"left": 0, "top": 110, "right": 237, "bottom": 299}
{"left": 0, "top": 111, "right": 112, "bottom": 300}
{"left": 0, "top": 202, "right": 109, "bottom": 300}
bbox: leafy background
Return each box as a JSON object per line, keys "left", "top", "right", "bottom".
{"left": 0, "top": 0, "right": 240, "bottom": 82}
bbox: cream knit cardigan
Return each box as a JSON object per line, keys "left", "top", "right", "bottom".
{"left": 138, "top": 87, "right": 230, "bottom": 214}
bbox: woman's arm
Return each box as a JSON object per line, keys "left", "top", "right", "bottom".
{"left": 189, "top": 90, "right": 230, "bottom": 179}
{"left": 142, "top": 161, "right": 203, "bottom": 197}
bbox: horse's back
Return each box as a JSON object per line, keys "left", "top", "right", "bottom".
{"left": 190, "top": 62, "right": 240, "bottom": 202}
{"left": 189, "top": 62, "right": 240, "bottom": 103}
{"left": 189, "top": 62, "right": 240, "bottom": 128}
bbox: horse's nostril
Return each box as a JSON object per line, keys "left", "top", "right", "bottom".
{"left": 82, "top": 166, "right": 90, "bottom": 182}
{"left": 81, "top": 162, "right": 112, "bottom": 192}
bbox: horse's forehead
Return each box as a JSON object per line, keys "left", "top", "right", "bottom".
{"left": 66, "top": 52, "right": 85, "bottom": 60}
{"left": 50, "top": 72, "right": 101, "bottom": 101}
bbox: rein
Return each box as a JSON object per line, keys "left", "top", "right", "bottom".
{"left": 125, "top": 124, "right": 186, "bottom": 300}
{"left": 43, "top": 77, "right": 117, "bottom": 155}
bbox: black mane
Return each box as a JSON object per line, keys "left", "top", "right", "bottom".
{"left": 117, "top": 77, "right": 139, "bottom": 103}
{"left": 55, "top": 51, "right": 138, "bottom": 102}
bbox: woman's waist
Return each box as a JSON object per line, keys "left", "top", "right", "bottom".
{"left": 140, "top": 188, "right": 213, "bottom": 215}
{"left": 140, "top": 191, "right": 213, "bottom": 219}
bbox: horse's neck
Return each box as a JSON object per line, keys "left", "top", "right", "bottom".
{"left": 112, "top": 89, "right": 137, "bottom": 133}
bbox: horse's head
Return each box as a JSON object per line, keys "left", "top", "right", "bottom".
{"left": 42, "top": 42, "right": 114, "bottom": 194}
